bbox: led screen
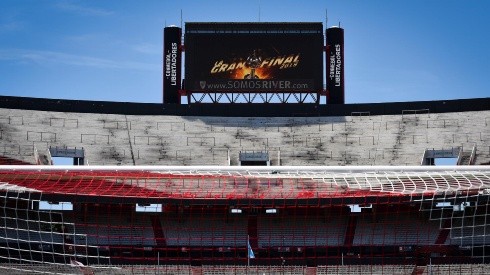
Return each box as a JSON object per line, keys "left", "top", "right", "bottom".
{"left": 185, "top": 33, "right": 323, "bottom": 92}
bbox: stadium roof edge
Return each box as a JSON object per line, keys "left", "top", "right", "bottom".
{"left": 0, "top": 165, "right": 489, "bottom": 173}
{"left": 0, "top": 95, "right": 489, "bottom": 117}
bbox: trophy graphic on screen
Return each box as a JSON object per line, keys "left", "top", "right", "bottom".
{"left": 244, "top": 50, "right": 261, "bottom": 79}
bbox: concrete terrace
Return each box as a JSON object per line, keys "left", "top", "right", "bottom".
{"left": 0, "top": 102, "right": 489, "bottom": 166}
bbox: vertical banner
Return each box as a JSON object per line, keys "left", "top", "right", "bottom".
{"left": 326, "top": 27, "right": 345, "bottom": 104}
{"left": 163, "top": 26, "right": 182, "bottom": 104}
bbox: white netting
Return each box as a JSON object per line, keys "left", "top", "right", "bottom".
{"left": 0, "top": 183, "right": 109, "bottom": 274}
{"left": 1, "top": 166, "right": 490, "bottom": 273}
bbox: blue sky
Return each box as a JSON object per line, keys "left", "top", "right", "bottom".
{"left": 0, "top": 0, "right": 489, "bottom": 104}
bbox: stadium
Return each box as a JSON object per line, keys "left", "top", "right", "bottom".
{"left": 0, "top": 22, "right": 490, "bottom": 275}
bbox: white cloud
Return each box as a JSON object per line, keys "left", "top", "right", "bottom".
{"left": 0, "top": 48, "right": 158, "bottom": 71}
{"left": 54, "top": 0, "right": 113, "bottom": 16}
{"left": 65, "top": 33, "right": 100, "bottom": 42}
{"left": 133, "top": 43, "right": 161, "bottom": 55}
{"left": 0, "top": 21, "right": 24, "bottom": 32}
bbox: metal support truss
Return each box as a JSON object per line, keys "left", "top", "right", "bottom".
{"left": 188, "top": 92, "right": 320, "bottom": 104}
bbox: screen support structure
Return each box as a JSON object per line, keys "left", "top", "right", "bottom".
{"left": 185, "top": 92, "right": 322, "bottom": 104}
{"left": 180, "top": 22, "right": 325, "bottom": 104}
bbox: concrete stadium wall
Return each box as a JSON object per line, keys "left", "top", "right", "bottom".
{"left": 0, "top": 98, "right": 489, "bottom": 166}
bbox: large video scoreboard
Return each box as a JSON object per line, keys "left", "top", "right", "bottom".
{"left": 184, "top": 23, "right": 324, "bottom": 92}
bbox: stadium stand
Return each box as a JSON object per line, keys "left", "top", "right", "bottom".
{"left": 0, "top": 96, "right": 490, "bottom": 274}
{"left": 0, "top": 98, "right": 489, "bottom": 167}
